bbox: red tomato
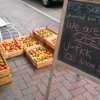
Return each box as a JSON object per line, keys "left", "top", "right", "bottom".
{"left": 4, "top": 65, "right": 7, "bottom": 69}
{"left": 0, "top": 67, "right": 4, "bottom": 70}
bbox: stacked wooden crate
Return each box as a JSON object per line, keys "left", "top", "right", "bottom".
{"left": 33, "top": 26, "right": 57, "bottom": 51}
{"left": 0, "top": 51, "right": 12, "bottom": 85}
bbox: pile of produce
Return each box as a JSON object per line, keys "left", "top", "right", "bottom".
{"left": 15, "top": 35, "right": 38, "bottom": 47}
{"left": 34, "top": 27, "right": 57, "bottom": 47}
{"left": 0, "top": 40, "right": 22, "bottom": 53}
{"left": 35, "top": 28, "right": 54, "bottom": 39}
{"left": 0, "top": 57, "right": 7, "bottom": 70}
{"left": 28, "top": 45, "right": 53, "bottom": 62}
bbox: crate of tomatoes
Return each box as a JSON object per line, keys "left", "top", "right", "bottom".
{"left": 24, "top": 44, "right": 53, "bottom": 68}
{"left": 0, "top": 38, "right": 23, "bottom": 59}
{"left": 33, "top": 26, "right": 57, "bottom": 50}
{"left": 14, "top": 34, "right": 38, "bottom": 48}
{"left": 0, "top": 50, "right": 11, "bottom": 78}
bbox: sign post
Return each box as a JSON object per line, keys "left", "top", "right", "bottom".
{"left": 46, "top": 0, "right": 100, "bottom": 99}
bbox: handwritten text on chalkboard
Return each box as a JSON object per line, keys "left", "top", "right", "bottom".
{"left": 66, "top": 1, "right": 100, "bottom": 23}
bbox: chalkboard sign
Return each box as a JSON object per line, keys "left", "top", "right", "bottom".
{"left": 46, "top": 0, "right": 100, "bottom": 99}
{"left": 55, "top": 0, "right": 100, "bottom": 84}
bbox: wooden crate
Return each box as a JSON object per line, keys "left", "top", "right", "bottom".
{"left": 0, "top": 51, "right": 11, "bottom": 78}
{"left": 0, "top": 39, "right": 23, "bottom": 59}
{"left": 4, "top": 50, "right": 23, "bottom": 59}
{"left": 0, "top": 75, "right": 12, "bottom": 85}
{"left": 32, "top": 27, "right": 45, "bottom": 42}
{"left": 14, "top": 34, "right": 39, "bottom": 48}
{"left": 24, "top": 44, "right": 53, "bottom": 68}
{"left": 44, "top": 33, "right": 57, "bottom": 50}
{"left": 32, "top": 26, "right": 57, "bottom": 50}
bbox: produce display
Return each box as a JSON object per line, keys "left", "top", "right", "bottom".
{"left": 15, "top": 35, "right": 38, "bottom": 47}
{"left": 35, "top": 28, "right": 54, "bottom": 39}
{"left": 28, "top": 45, "right": 53, "bottom": 62}
{"left": 0, "top": 26, "right": 56, "bottom": 85}
{"left": 34, "top": 27, "right": 57, "bottom": 49}
{"left": 0, "top": 40, "right": 22, "bottom": 53}
{"left": 0, "top": 57, "right": 7, "bottom": 70}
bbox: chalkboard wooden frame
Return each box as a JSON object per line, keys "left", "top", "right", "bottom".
{"left": 46, "top": 0, "right": 100, "bottom": 100}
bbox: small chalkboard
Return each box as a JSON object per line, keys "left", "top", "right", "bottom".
{"left": 55, "top": 0, "right": 100, "bottom": 84}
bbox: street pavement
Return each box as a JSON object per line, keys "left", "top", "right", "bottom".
{"left": 0, "top": 0, "right": 100, "bottom": 100}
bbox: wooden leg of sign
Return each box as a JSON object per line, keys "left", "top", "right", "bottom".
{"left": 45, "top": 64, "right": 56, "bottom": 100}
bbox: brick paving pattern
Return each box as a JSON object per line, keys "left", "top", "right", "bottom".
{"left": 0, "top": 0, "right": 100, "bottom": 100}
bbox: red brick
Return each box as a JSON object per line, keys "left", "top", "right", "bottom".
{"left": 70, "top": 87, "right": 87, "bottom": 96}
{"left": 6, "top": 95, "right": 14, "bottom": 100}
{"left": 8, "top": 61, "right": 17, "bottom": 68}
{"left": 26, "top": 67, "right": 36, "bottom": 76}
{"left": 20, "top": 57, "right": 29, "bottom": 64}
{"left": 22, "top": 72, "right": 32, "bottom": 83}
{"left": 44, "top": 71, "right": 50, "bottom": 78}
{"left": 34, "top": 67, "right": 49, "bottom": 74}
{"left": 62, "top": 80, "right": 75, "bottom": 91}
{"left": 12, "top": 76, "right": 23, "bottom": 82}
{"left": 59, "top": 87, "right": 73, "bottom": 99}
{"left": 33, "top": 90, "right": 45, "bottom": 100}
{"left": 13, "top": 69, "right": 27, "bottom": 76}
{"left": 22, "top": 86, "right": 38, "bottom": 95}
{"left": 67, "top": 70, "right": 77, "bottom": 76}
{"left": 27, "top": 79, "right": 42, "bottom": 87}
{"left": 11, "top": 67, "right": 18, "bottom": 72}
{"left": 72, "top": 79, "right": 87, "bottom": 88}
{"left": 56, "top": 95, "right": 65, "bottom": 100}
{"left": 85, "top": 78, "right": 99, "bottom": 87}
{"left": 32, "top": 73, "right": 45, "bottom": 80}
{"left": 18, "top": 94, "right": 34, "bottom": 100}
{"left": 14, "top": 60, "right": 23, "bottom": 67}
{"left": 41, "top": 76, "right": 49, "bottom": 86}
{"left": 53, "top": 70, "right": 67, "bottom": 77}
{"left": 2, "top": 82, "right": 18, "bottom": 91}
{"left": 83, "top": 91, "right": 96, "bottom": 100}
{"left": 53, "top": 76, "right": 65, "bottom": 84}
{"left": 84, "top": 84, "right": 99, "bottom": 96}
{"left": 96, "top": 86, "right": 100, "bottom": 92}
{"left": 18, "top": 64, "right": 31, "bottom": 70}
{"left": 11, "top": 86, "right": 22, "bottom": 99}
{"left": 64, "top": 73, "right": 76, "bottom": 83}
{"left": 47, "top": 65, "right": 52, "bottom": 70}
{"left": 51, "top": 83, "right": 63, "bottom": 91}
{"left": 56, "top": 65, "right": 66, "bottom": 71}
{"left": 49, "top": 90, "right": 61, "bottom": 99}
{"left": 17, "top": 79, "right": 27, "bottom": 90}
{"left": 37, "top": 83, "right": 47, "bottom": 95}
{"left": 70, "top": 95, "right": 86, "bottom": 100}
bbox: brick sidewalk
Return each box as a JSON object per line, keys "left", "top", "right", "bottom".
{"left": 0, "top": 0, "right": 100, "bottom": 100}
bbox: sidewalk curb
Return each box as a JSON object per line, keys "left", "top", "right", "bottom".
{"left": 18, "top": 0, "right": 60, "bottom": 23}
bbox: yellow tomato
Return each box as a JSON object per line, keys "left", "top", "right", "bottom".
{"left": 6, "top": 46, "right": 10, "bottom": 50}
